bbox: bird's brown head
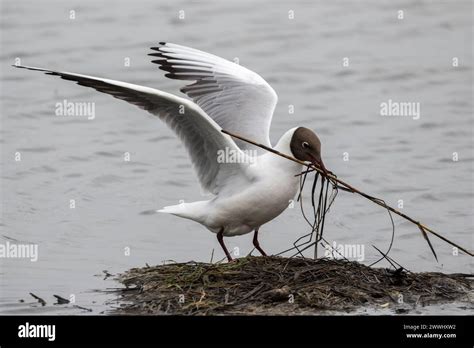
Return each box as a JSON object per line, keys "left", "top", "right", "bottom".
{"left": 290, "top": 127, "right": 327, "bottom": 175}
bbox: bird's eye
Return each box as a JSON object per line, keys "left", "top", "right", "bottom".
{"left": 302, "top": 142, "right": 310, "bottom": 149}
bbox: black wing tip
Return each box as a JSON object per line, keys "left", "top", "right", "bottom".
{"left": 158, "top": 65, "right": 174, "bottom": 73}
{"left": 11, "top": 65, "right": 52, "bottom": 74}
{"left": 151, "top": 59, "right": 166, "bottom": 65}
{"left": 12, "top": 64, "right": 28, "bottom": 69}
{"left": 150, "top": 42, "right": 167, "bottom": 51}
{"left": 148, "top": 53, "right": 165, "bottom": 59}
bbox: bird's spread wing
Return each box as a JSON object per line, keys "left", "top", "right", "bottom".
{"left": 149, "top": 42, "right": 278, "bottom": 153}
{"left": 14, "top": 65, "right": 250, "bottom": 195}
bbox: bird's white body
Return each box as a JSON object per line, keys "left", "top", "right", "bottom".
{"left": 14, "top": 42, "right": 317, "bottom": 258}
{"left": 159, "top": 129, "right": 303, "bottom": 236}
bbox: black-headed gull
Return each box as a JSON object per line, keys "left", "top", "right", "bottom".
{"left": 14, "top": 42, "right": 327, "bottom": 261}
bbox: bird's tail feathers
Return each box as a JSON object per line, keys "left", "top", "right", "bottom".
{"left": 157, "top": 200, "right": 209, "bottom": 223}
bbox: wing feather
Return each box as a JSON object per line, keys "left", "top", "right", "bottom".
{"left": 149, "top": 42, "right": 278, "bottom": 153}
{"left": 14, "top": 65, "right": 248, "bottom": 194}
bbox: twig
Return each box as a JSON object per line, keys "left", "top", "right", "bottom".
{"left": 371, "top": 245, "right": 411, "bottom": 273}
{"left": 418, "top": 225, "right": 438, "bottom": 262}
{"left": 73, "top": 305, "right": 93, "bottom": 312}
{"left": 29, "top": 292, "right": 46, "bottom": 306}
{"left": 368, "top": 198, "right": 395, "bottom": 267}
{"left": 221, "top": 129, "right": 473, "bottom": 258}
{"left": 53, "top": 294, "right": 70, "bottom": 304}
{"left": 210, "top": 249, "right": 214, "bottom": 264}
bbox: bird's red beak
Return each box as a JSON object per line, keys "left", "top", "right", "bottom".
{"left": 310, "top": 156, "right": 328, "bottom": 176}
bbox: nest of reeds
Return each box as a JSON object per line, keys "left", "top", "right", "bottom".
{"left": 113, "top": 256, "right": 473, "bottom": 315}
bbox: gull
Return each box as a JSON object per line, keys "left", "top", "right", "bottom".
{"left": 14, "top": 42, "right": 327, "bottom": 261}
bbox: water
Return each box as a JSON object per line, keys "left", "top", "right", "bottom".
{"left": 0, "top": 0, "right": 472, "bottom": 314}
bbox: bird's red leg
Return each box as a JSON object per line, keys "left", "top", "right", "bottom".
{"left": 217, "top": 228, "right": 233, "bottom": 262}
{"left": 253, "top": 229, "right": 267, "bottom": 256}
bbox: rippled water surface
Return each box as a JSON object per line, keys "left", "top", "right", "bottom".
{"left": 1, "top": 0, "right": 472, "bottom": 314}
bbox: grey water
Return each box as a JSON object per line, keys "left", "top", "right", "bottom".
{"left": 0, "top": 0, "right": 472, "bottom": 314}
